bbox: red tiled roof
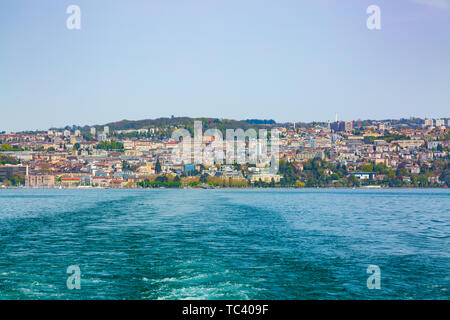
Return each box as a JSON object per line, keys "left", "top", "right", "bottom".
{"left": 61, "top": 177, "right": 81, "bottom": 181}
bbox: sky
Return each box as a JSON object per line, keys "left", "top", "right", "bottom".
{"left": 0, "top": 0, "right": 449, "bottom": 132}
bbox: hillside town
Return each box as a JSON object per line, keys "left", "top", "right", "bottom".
{"left": 1, "top": 117, "right": 449, "bottom": 189}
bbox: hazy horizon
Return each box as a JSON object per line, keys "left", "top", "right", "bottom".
{"left": 2, "top": 115, "right": 449, "bottom": 134}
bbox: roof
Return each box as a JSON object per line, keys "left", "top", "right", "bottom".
{"left": 61, "top": 177, "right": 81, "bottom": 181}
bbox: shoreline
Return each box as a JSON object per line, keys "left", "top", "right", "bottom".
{"left": 1, "top": 186, "right": 448, "bottom": 190}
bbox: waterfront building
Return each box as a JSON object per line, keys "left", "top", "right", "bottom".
{"left": 0, "top": 165, "right": 28, "bottom": 180}
{"left": 353, "top": 172, "right": 375, "bottom": 180}
{"left": 60, "top": 177, "right": 81, "bottom": 187}
{"left": 26, "top": 174, "right": 55, "bottom": 187}
{"left": 248, "top": 171, "right": 282, "bottom": 183}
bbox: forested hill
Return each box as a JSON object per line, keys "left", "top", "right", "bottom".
{"left": 90, "top": 117, "right": 277, "bottom": 132}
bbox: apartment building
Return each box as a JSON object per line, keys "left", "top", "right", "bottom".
{"left": 26, "top": 175, "right": 55, "bottom": 186}
{"left": 0, "top": 165, "right": 28, "bottom": 180}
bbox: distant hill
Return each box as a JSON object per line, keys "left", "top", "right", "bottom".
{"left": 85, "top": 117, "right": 277, "bottom": 132}
{"left": 244, "top": 119, "right": 276, "bottom": 125}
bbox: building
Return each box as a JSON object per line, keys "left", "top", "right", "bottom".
{"left": 427, "top": 141, "right": 441, "bottom": 150}
{"left": 353, "top": 172, "right": 375, "bottom": 180}
{"left": 344, "top": 121, "right": 353, "bottom": 132}
{"left": 293, "top": 163, "right": 303, "bottom": 172}
{"left": 184, "top": 164, "right": 196, "bottom": 173}
{"left": 26, "top": 174, "right": 55, "bottom": 187}
{"left": 330, "top": 121, "right": 353, "bottom": 132}
{"left": 435, "top": 119, "right": 445, "bottom": 127}
{"left": 60, "top": 177, "right": 81, "bottom": 186}
{"left": 90, "top": 127, "right": 96, "bottom": 136}
{"left": 0, "top": 165, "right": 28, "bottom": 180}
{"left": 137, "top": 163, "right": 154, "bottom": 175}
{"left": 393, "top": 140, "right": 424, "bottom": 149}
{"left": 410, "top": 166, "right": 420, "bottom": 174}
{"left": 98, "top": 133, "right": 107, "bottom": 141}
{"left": 424, "top": 119, "right": 434, "bottom": 128}
{"left": 104, "top": 126, "right": 110, "bottom": 135}
{"left": 297, "top": 149, "right": 325, "bottom": 161}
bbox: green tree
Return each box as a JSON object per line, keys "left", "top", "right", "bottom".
{"left": 0, "top": 144, "right": 13, "bottom": 151}
{"left": 94, "top": 141, "right": 124, "bottom": 151}
{"left": 155, "top": 159, "right": 162, "bottom": 174}
{"left": 0, "top": 154, "right": 18, "bottom": 165}
{"left": 360, "top": 164, "right": 374, "bottom": 172}
{"left": 155, "top": 175, "right": 168, "bottom": 183}
{"left": 199, "top": 173, "right": 208, "bottom": 183}
{"left": 347, "top": 174, "right": 360, "bottom": 187}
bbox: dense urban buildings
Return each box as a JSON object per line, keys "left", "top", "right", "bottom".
{"left": 1, "top": 117, "right": 449, "bottom": 188}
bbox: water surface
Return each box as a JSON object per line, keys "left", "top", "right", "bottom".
{"left": 0, "top": 189, "right": 449, "bottom": 299}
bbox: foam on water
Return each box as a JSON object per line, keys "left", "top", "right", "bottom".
{"left": 0, "top": 188, "right": 449, "bottom": 299}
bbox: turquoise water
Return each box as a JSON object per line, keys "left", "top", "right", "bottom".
{"left": 0, "top": 189, "right": 449, "bottom": 299}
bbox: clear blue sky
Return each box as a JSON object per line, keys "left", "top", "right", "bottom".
{"left": 1, "top": 0, "right": 449, "bottom": 132}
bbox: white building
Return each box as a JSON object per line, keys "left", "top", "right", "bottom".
{"left": 424, "top": 119, "right": 434, "bottom": 128}
{"left": 98, "top": 133, "right": 107, "bottom": 141}
{"left": 248, "top": 171, "right": 282, "bottom": 183}
{"left": 435, "top": 119, "right": 445, "bottom": 127}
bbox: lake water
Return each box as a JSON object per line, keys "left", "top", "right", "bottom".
{"left": 0, "top": 189, "right": 449, "bottom": 299}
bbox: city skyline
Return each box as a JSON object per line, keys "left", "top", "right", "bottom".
{"left": 1, "top": 115, "right": 449, "bottom": 134}
{"left": 1, "top": 0, "right": 449, "bottom": 132}
{"left": 1, "top": 0, "right": 450, "bottom": 305}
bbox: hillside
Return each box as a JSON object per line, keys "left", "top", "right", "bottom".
{"left": 86, "top": 117, "right": 277, "bottom": 132}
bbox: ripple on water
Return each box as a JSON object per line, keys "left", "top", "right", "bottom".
{"left": 0, "top": 189, "right": 449, "bottom": 299}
